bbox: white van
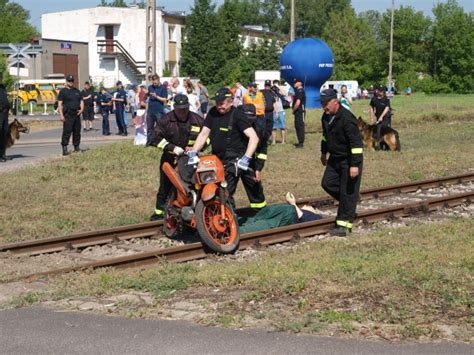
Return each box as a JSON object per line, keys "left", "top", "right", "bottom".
{"left": 321, "top": 80, "right": 359, "bottom": 99}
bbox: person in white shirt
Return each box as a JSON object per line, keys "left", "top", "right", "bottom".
{"left": 233, "top": 81, "right": 247, "bottom": 107}
{"left": 186, "top": 87, "right": 201, "bottom": 114}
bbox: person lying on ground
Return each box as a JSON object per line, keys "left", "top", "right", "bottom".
{"left": 239, "top": 192, "right": 323, "bottom": 234}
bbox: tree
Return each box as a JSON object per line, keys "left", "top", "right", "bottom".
{"left": 379, "top": 5, "right": 432, "bottom": 82}
{"left": 180, "top": 0, "right": 224, "bottom": 85}
{"left": 0, "top": 0, "right": 38, "bottom": 43}
{"left": 260, "top": 0, "right": 351, "bottom": 38}
{"left": 430, "top": 0, "right": 473, "bottom": 93}
{"left": 322, "top": 7, "right": 381, "bottom": 86}
{"left": 0, "top": 54, "right": 14, "bottom": 91}
{"left": 358, "top": 10, "right": 383, "bottom": 46}
{"left": 98, "top": 0, "right": 128, "bottom": 7}
{"left": 217, "top": 0, "right": 264, "bottom": 26}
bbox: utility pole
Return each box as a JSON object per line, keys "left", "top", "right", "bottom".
{"left": 146, "top": 0, "right": 157, "bottom": 83}
{"left": 388, "top": 0, "right": 395, "bottom": 86}
{"left": 290, "top": 0, "right": 295, "bottom": 42}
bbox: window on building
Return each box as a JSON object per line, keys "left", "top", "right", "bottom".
{"left": 168, "top": 25, "right": 176, "bottom": 42}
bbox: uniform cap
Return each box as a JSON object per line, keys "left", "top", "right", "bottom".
{"left": 212, "top": 87, "right": 233, "bottom": 101}
{"left": 66, "top": 75, "right": 74, "bottom": 82}
{"left": 116, "top": 80, "right": 123, "bottom": 86}
{"left": 293, "top": 78, "right": 303, "bottom": 84}
{"left": 264, "top": 80, "right": 271, "bottom": 87}
{"left": 320, "top": 89, "right": 338, "bottom": 103}
{"left": 173, "top": 94, "right": 189, "bottom": 109}
{"left": 248, "top": 82, "right": 257, "bottom": 88}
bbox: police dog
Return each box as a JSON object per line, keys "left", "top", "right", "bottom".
{"left": 357, "top": 117, "right": 400, "bottom": 151}
{"left": 6, "top": 119, "right": 29, "bottom": 149}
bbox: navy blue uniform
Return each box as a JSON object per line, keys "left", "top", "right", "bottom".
{"left": 146, "top": 84, "right": 168, "bottom": 145}
{"left": 58, "top": 87, "right": 83, "bottom": 148}
{"left": 293, "top": 87, "right": 306, "bottom": 145}
{"left": 114, "top": 89, "right": 128, "bottom": 135}
{"left": 98, "top": 92, "right": 113, "bottom": 135}
{"left": 0, "top": 83, "right": 10, "bottom": 160}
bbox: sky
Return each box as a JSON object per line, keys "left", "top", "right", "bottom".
{"left": 12, "top": 0, "right": 474, "bottom": 29}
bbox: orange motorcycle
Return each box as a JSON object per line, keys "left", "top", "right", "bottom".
{"left": 161, "top": 155, "right": 240, "bottom": 253}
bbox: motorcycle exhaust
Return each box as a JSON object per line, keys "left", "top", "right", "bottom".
{"left": 181, "top": 207, "right": 195, "bottom": 222}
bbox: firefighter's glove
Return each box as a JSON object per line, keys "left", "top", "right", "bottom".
{"left": 173, "top": 146, "right": 185, "bottom": 156}
{"left": 187, "top": 150, "right": 199, "bottom": 165}
{"left": 236, "top": 155, "right": 251, "bottom": 171}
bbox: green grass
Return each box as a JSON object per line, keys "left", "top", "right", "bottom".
{"left": 26, "top": 217, "right": 470, "bottom": 341}
{"left": 1, "top": 94, "right": 473, "bottom": 243}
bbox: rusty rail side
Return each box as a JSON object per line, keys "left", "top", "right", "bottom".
{"left": 24, "top": 191, "right": 472, "bottom": 279}
{"left": 2, "top": 173, "right": 472, "bottom": 255}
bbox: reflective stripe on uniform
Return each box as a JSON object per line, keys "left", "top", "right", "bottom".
{"left": 154, "top": 209, "right": 164, "bottom": 216}
{"left": 206, "top": 138, "right": 211, "bottom": 145}
{"left": 220, "top": 127, "right": 229, "bottom": 132}
{"left": 157, "top": 138, "right": 169, "bottom": 149}
{"left": 188, "top": 139, "right": 196, "bottom": 146}
{"left": 250, "top": 201, "right": 267, "bottom": 209}
{"left": 351, "top": 148, "right": 363, "bottom": 154}
{"left": 336, "top": 220, "right": 353, "bottom": 229}
{"left": 322, "top": 136, "right": 326, "bottom": 142}
{"left": 191, "top": 125, "right": 200, "bottom": 133}
{"left": 256, "top": 153, "right": 267, "bottom": 160}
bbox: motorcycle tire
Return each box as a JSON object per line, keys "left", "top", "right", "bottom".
{"left": 195, "top": 199, "right": 240, "bottom": 254}
{"left": 163, "top": 191, "right": 178, "bottom": 238}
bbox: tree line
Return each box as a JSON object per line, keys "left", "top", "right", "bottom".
{"left": 182, "top": 0, "right": 473, "bottom": 93}
{"left": 0, "top": 0, "right": 472, "bottom": 93}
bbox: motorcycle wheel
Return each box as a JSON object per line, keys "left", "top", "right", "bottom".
{"left": 195, "top": 199, "right": 240, "bottom": 254}
{"left": 163, "top": 191, "right": 178, "bottom": 238}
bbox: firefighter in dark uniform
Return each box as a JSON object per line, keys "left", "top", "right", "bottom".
{"left": 292, "top": 78, "right": 306, "bottom": 148}
{"left": 370, "top": 84, "right": 392, "bottom": 146}
{"left": 188, "top": 88, "right": 266, "bottom": 210}
{"left": 320, "top": 89, "right": 363, "bottom": 236}
{"left": 0, "top": 73, "right": 11, "bottom": 162}
{"left": 260, "top": 79, "right": 276, "bottom": 141}
{"left": 58, "top": 75, "right": 84, "bottom": 156}
{"left": 149, "top": 94, "right": 206, "bottom": 221}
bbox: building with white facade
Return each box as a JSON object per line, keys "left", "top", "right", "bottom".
{"left": 40, "top": 6, "right": 286, "bottom": 87}
{"left": 41, "top": 6, "right": 184, "bottom": 87}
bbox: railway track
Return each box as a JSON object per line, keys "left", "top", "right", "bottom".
{"left": 1, "top": 172, "right": 473, "bottom": 257}
{"left": 21, "top": 190, "right": 472, "bottom": 280}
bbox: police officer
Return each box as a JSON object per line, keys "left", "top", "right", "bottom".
{"left": 320, "top": 89, "right": 363, "bottom": 236}
{"left": 292, "top": 78, "right": 306, "bottom": 148}
{"left": 58, "top": 75, "right": 84, "bottom": 156}
{"left": 188, "top": 88, "right": 266, "bottom": 210}
{"left": 370, "top": 84, "right": 392, "bottom": 146}
{"left": 112, "top": 81, "right": 128, "bottom": 136}
{"left": 98, "top": 86, "right": 112, "bottom": 136}
{"left": 149, "top": 94, "right": 206, "bottom": 221}
{"left": 0, "top": 73, "right": 10, "bottom": 162}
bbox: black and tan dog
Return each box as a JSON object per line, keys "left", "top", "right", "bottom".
{"left": 6, "top": 118, "right": 29, "bottom": 149}
{"left": 357, "top": 117, "right": 400, "bottom": 151}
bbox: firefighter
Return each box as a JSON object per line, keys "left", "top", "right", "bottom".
{"left": 320, "top": 88, "right": 363, "bottom": 236}
{"left": 149, "top": 94, "right": 205, "bottom": 221}
{"left": 57, "top": 75, "right": 84, "bottom": 156}
{"left": 188, "top": 87, "right": 266, "bottom": 210}
{"left": 260, "top": 79, "right": 276, "bottom": 140}
{"left": 243, "top": 82, "right": 266, "bottom": 135}
{"left": 292, "top": 78, "right": 306, "bottom": 148}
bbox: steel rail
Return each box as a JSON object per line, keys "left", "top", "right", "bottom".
{"left": 1, "top": 173, "right": 473, "bottom": 256}
{"left": 24, "top": 191, "right": 473, "bottom": 280}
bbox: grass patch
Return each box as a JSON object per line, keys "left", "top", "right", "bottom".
{"left": 40, "top": 217, "right": 474, "bottom": 341}
{"left": 1, "top": 94, "right": 473, "bottom": 243}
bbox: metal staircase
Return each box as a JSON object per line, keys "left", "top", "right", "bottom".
{"left": 97, "top": 40, "right": 146, "bottom": 81}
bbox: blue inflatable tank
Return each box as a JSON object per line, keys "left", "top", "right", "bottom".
{"left": 280, "top": 38, "right": 334, "bottom": 109}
